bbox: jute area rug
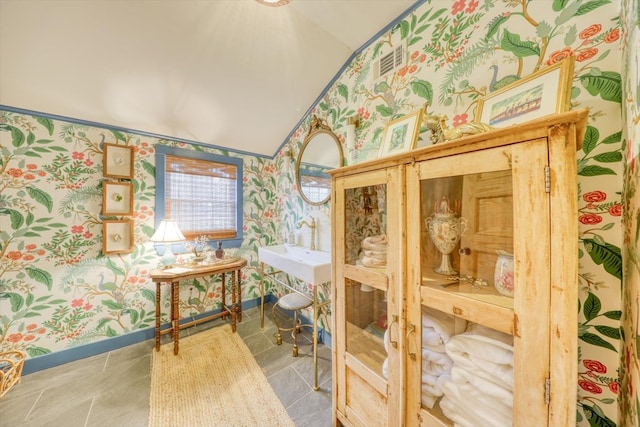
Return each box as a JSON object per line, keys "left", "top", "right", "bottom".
{"left": 149, "top": 325, "right": 295, "bottom": 427}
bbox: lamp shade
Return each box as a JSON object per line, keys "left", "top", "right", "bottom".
{"left": 150, "top": 219, "right": 186, "bottom": 243}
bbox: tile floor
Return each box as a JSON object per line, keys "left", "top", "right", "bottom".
{"left": 0, "top": 304, "right": 333, "bottom": 427}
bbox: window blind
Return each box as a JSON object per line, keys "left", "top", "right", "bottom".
{"left": 165, "top": 155, "right": 238, "bottom": 239}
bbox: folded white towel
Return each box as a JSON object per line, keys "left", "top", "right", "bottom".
{"left": 361, "top": 256, "right": 386, "bottom": 267}
{"left": 420, "top": 388, "right": 438, "bottom": 409}
{"left": 421, "top": 308, "right": 460, "bottom": 352}
{"left": 382, "top": 357, "right": 388, "bottom": 379}
{"left": 419, "top": 348, "right": 453, "bottom": 409}
{"left": 439, "top": 373, "right": 512, "bottom": 427}
{"left": 451, "top": 366, "right": 513, "bottom": 405}
{"left": 422, "top": 348, "right": 453, "bottom": 378}
{"left": 362, "top": 235, "right": 388, "bottom": 251}
{"left": 439, "top": 396, "right": 476, "bottom": 427}
{"left": 445, "top": 323, "right": 514, "bottom": 391}
{"left": 363, "top": 249, "right": 387, "bottom": 259}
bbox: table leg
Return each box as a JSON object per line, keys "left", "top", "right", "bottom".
{"left": 155, "top": 281, "right": 161, "bottom": 351}
{"left": 172, "top": 281, "right": 179, "bottom": 355}
{"left": 221, "top": 272, "right": 227, "bottom": 319}
{"left": 260, "top": 262, "right": 265, "bottom": 330}
{"left": 236, "top": 269, "right": 243, "bottom": 322}
{"left": 231, "top": 271, "right": 237, "bottom": 333}
{"left": 313, "top": 284, "right": 319, "bottom": 391}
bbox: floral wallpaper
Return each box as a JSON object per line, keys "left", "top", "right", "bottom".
{"left": 278, "top": 0, "right": 630, "bottom": 425}
{"left": 0, "top": 115, "right": 284, "bottom": 360}
{"left": 1, "top": 0, "right": 637, "bottom": 425}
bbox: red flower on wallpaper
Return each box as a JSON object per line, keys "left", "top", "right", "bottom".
{"left": 451, "top": 0, "right": 465, "bottom": 15}
{"left": 465, "top": 0, "right": 479, "bottom": 14}
{"left": 583, "top": 190, "right": 607, "bottom": 202}
{"left": 608, "top": 204, "right": 622, "bottom": 216}
{"left": 579, "top": 24, "right": 602, "bottom": 39}
{"left": 6, "top": 168, "right": 23, "bottom": 178}
{"left": 604, "top": 28, "right": 620, "bottom": 43}
{"left": 6, "top": 251, "right": 22, "bottom": 261}
{"left": 7, "top": 333, "right": 22, "bottom": 343}
{"left": 584, "top": 359, "right": 607, "bottom": 373}
{"left": 452, "top": 114, "right": 469, "bottom": 127}
{"left": 579, "top": 213, "right": 603, "bottom": 225}
{"left": 546, "top": 47, "right": 574, "bottom": 65}
{"left": 608, "top": 381, "right": 619, "bottom": 394}
{"left": 576, "top": 48, "right": 599, "bottom": 62}
{"left": 579, "top": 379, "right": 603, "bottom": 394}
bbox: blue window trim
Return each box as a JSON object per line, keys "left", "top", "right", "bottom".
{"left": 154, "top": 145, "right": 244, "bottom": 249}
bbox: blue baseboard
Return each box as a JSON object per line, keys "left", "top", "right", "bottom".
{"left": 22, "top": 295, "right": 331, "bottom": 375}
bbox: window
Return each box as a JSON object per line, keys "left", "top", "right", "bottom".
{"left": 300, "top": 172, "right": 331, "bottom": 203}
{"left": 155, "top": 145, "right": 243, "bottom": 247}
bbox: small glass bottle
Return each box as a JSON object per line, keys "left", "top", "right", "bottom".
{"left": 215, "top": 242, "right": 224, "bottom": 259}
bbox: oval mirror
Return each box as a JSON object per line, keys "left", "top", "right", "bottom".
{"left": 296, "top": 116, "right": 344, "bottom": 205}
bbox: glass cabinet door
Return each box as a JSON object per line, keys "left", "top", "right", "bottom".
{"left": 333, "top": 168, "right": 403, "bottom": 427}
{"left": 406, "top": 141, "right": 551, "bottom": 426}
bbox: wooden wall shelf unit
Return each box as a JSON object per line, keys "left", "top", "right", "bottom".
{"left": 329, "top": 110, "right": 588, "bottom": 427}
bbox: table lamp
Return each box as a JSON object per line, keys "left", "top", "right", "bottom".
{"left": 150, "top": 219, "right": 186, "bottom": 267}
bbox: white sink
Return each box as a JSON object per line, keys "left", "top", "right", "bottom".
{"left": 258, "top": 244, "right": 331, "bottom": 285}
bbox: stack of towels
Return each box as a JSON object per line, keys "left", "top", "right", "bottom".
{"left": 420, "top": 309, "right": 462, "bottom": 409}
{"left": 438, "top": 323, "right": 514, "bottom": 427}
{"left": 360, "top": 235, "right": 387, "bottom": 267}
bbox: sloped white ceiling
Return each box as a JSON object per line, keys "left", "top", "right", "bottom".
{"left": 0, "top": 0, "right": 416, "bottom": 156}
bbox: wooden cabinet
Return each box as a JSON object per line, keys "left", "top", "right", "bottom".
{"left": 330, "top": 110, "right": 588, "bottom": 427}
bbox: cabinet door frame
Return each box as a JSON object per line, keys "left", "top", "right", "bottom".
{"left": 332, "top": 166, "right": 406, "bottom": 426}
{"left": 405, "top": 140, "right": 552, "bottom": 426}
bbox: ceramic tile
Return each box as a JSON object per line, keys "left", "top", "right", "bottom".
{"left": 0, "top": 305, "right": 332, "bottom": 427}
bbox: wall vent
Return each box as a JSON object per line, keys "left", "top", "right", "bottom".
{"left": 373, "top": 41, "right": 406, "bottom": 81}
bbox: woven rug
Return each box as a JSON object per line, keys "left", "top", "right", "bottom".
{"left": 149, "top": 325, "right": 295, "bottom": 427}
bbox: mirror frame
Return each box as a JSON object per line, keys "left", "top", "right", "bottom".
{"left": 296, "top": 116, "right": 344, "bottom": 206}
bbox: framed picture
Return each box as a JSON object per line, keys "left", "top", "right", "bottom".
{"left": 475, "top": 57, "right": 575, "bottom": 127}
{"left": 102, "top": 219, "right": 134, "bottom": 254}
{"left": 102, "top": 181, "right": 133, "bottom": 216}
{"left": 378, "top": 109, "right": 423, "bottom": 158}
{"left": 103, "top": 143, "right": 134, "bottom": 179}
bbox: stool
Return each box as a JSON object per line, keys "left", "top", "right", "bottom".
{"left": 272, "top": 292, "right": 313, "bottom": 357}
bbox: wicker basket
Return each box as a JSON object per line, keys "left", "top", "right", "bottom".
{"left": 0, "top": 350, "right": 25, "bottom": 398}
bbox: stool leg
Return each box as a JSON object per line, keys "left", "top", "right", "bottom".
{"left": 272, "top": 304, "right": 283, "bottom": 345}
{"left": 292, "top": 310, "right": 299, "bottom": 357}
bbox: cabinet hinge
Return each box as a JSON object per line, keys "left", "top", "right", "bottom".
{"left": 544, "top": 166, "right": 551, "bottom": 193}
{"left": 545, "top": 378, "right": 550, "bottom": 405}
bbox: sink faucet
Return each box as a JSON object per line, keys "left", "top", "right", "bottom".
{"left": 297, "top": 217, "right": 316, "bottom": 250}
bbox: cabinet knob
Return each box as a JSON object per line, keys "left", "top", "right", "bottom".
{"left": 458, "top": 247, "right": 471, "bottom": 255}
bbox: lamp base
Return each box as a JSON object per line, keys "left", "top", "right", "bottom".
{"left": 160, "top": 244, "right": 176, "bottom": 267}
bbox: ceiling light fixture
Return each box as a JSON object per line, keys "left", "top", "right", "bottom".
{"left": 256, "top": 0, "right": 291, "bottom": 7}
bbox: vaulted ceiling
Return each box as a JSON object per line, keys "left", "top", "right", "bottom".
{"left": 0, "top": 0, "right": 418, "bottom": 156}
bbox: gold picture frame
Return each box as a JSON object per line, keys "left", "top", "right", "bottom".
{"left": 103, "top": 143, "right": 134, "bottom": 179}
{"left": 102, "top": 181, "right": 133, "bottom": 216}
{"left": 102, "top": 219, "right": 134, "bottom": 254}
{"left": 475, "top": 57, "right": 575, "bottom": 127}
{"left": 378, "top": 109, "right": 423, "bottom": 158}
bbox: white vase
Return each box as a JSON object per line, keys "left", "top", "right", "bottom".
{"left": 425, "top": 212, "right": 467, "bottom": 275}
{"left": 494, "top": 250, "right": 514, "bottom": 297}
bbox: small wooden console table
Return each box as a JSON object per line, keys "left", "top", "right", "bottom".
{"left": 150, "top": 257, "right": 247, "bottom": 355}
